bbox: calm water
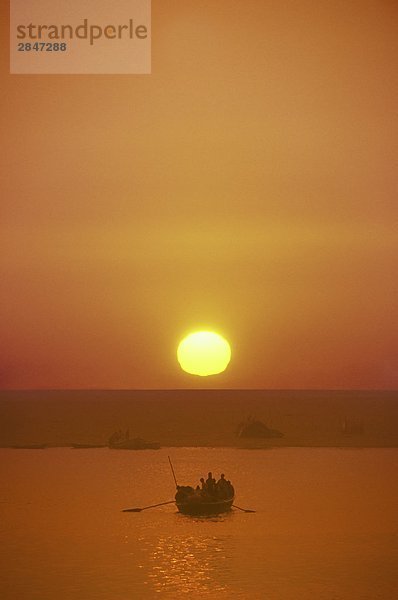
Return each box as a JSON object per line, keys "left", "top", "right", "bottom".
{"left": 1, "top": 447, "right": 397, "bottom": 599}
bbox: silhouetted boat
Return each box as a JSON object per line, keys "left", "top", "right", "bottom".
{"left": 236, "top": 416, "right": 283, "bottom": 438}
{"left": 71, "top": 443, "right": 107, "bottom": 449}
{"left": 176, "top": 495, "right": 234, "bottom": 516}
{"left": 11, "top": 444, "right": 47, "bottom": 449}
{"left": 168, "top": 457, "right": 235, "bottom": 516}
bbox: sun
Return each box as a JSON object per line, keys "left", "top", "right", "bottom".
{"left": 177, "top": 331, "right": 231, "bottom": 376}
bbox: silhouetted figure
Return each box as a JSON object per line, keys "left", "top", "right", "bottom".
{"left": 216, "top": 473, "right": 228, "bottom": 498}
{"left": 226, "top": 479, "right": 234, "bottom": 498}
{"left": 200, "top": 477, "right": 206, "bottom": 491}
{"left": 206, "top": 472, "right": 216, "bottom": 496}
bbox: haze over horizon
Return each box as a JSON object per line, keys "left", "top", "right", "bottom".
{"left": 1, "top": 1, "right": 397, "bottom": 390}
{"left": 1, "top": 388, "right": 397, "bottom": 448}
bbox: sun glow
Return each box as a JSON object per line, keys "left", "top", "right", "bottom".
{"left": 177, "top": 331, "right": 231, "bottom": 376}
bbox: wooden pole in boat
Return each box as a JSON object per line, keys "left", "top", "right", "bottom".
{"left": 168, "top": 455, "right": 178, "bottom": 488}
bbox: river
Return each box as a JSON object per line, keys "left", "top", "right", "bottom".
{"left": 1, "top": 447, "right": 397, "bottom": 599}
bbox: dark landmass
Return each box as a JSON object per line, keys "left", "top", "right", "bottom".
{"left": 0, "top": 389, "right": 397, "bottom": 448}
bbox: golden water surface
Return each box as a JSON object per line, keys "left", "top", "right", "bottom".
{"left": 1, "top": 447, "right": 397, "bottom": 599}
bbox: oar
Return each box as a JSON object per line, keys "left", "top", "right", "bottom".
{"left": 168, "top": 455, "right": 178, "bottom": 488}
{"left": 233, "top": 504, "right": 256, "bottom": 513}
{"left": 122, "top": 500, "right": 175, "bottom": 513}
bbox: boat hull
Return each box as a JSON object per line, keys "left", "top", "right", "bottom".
{"left": 11, "top": 444, "right": 47, "bottom": 449}
{"left": 71, "top": 444, "right": 106, "bottom": 449}
{"left": 176, "top": 497, "right": 234, "bottom": 516}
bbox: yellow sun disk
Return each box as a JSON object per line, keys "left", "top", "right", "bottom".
{"left": 177, "top": 331, "right": 231, "bottom": 376}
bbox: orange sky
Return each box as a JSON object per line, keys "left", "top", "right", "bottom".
{"left": 1, "top": 0, "right": 397, "bottom": 389}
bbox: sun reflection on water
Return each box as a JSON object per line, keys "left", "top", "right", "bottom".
{"left": 144, "top": 526, "right": 235, "bottom": 597}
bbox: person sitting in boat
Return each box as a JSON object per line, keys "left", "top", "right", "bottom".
{"left": 205, "top": 472, "right": 216, "bottom": 496}
{"left": 199, "top": 477, "right": 211, "bottom": 500}
{"left": 216, "top": 474, "right": 229, "bottom": 498}
{"left": 226, "top": 479, "right": 235, "bottom": 498}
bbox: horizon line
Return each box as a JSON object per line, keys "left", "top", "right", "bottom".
{"left": 1, "top": 388, "right": 397, "bottom": 393}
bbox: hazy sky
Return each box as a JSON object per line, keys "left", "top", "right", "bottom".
{"left": 1, "top": 1, "right": 397, "bottom": 389}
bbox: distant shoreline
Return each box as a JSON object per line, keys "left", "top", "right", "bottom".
{"left": 1, "top": 389, "right": 397, "bottom": 449}
{"left": 2, "top": 442, "right": 398, "bottom": 449}
{"left": 2, "top": 389, "right": 397, "bottom": 396}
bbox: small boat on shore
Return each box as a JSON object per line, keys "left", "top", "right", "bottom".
{"left": 11, "top": 443, "right": 47, "bottom": 449}
{"left": 108, "top": 429, "right": 160, "bottom": 450}
{"left": 71, "top": 443, "right": 107, "bottom": 449}
{"left": 236, "top": 416, "right": 283, "bottom": 439}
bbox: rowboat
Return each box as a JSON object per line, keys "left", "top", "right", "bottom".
{"left": 121, "top": 458, "right": 251, "bottom": 515}
{"left": 176, "top": 495, "right": 234, "bottom": 516}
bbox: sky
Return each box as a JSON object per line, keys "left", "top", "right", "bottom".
{"left": 1, "top": 0, "right": 397, "bottom": 389}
